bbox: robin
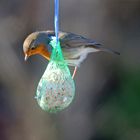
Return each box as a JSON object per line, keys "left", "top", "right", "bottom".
{"left": 23, "top": 30, "right": 119, "bottom": 78}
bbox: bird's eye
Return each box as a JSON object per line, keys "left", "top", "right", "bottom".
{"left": 31, "top": 47, "right": 35, "bottom": 50}
{"left": 29, "top": 39, "right": 36, "bottom": 50}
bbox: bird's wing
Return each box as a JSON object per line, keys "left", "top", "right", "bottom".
{"left": 59, "top": 32, "right": 120, "bottom": 55}
{"left": 59, "top": 31, "right": 102, "bottom": 49}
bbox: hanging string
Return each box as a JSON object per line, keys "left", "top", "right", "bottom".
{"left": 54, "top": 0, "right": 59, "bottom": 45}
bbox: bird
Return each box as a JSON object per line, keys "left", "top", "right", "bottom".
{"left": 23, "top": 30, "right": 120, "bottom": 78}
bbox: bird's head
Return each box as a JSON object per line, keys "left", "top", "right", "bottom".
{"left": 23, "top": 32, "right": 51, "bottom": 61}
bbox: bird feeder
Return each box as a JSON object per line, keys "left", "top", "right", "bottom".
{"left": 35, "top": 0, "right": 75, "bottom": 113}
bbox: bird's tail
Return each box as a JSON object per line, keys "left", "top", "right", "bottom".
{"left": 88, "top": 44, "right": 120, "bottom": 55}
{"left": 99, "top": 47, "right": 120, "bottom": 55}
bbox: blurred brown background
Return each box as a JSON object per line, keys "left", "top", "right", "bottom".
{"left": 0, "top": 0, "right": 140, "bottom": 140}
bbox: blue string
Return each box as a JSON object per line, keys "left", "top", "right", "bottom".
{"left": 54, "top": 0, "right": 59, "bottom": 45}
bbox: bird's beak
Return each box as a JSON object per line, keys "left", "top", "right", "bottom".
{"left": 24, "top": 54, "right": 28, "bottom": 61}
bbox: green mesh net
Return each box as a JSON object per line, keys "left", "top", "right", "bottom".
{"left": 36, "top": 39, "right": 75, "bottom": 113}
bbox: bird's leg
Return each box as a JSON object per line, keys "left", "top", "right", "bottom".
{"left": 72, "top": 67, "right": 77, "bottom": 79}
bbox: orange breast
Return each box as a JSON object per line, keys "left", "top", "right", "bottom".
{"left": 37, "top": 44, "right": 51, "bottom": 60}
